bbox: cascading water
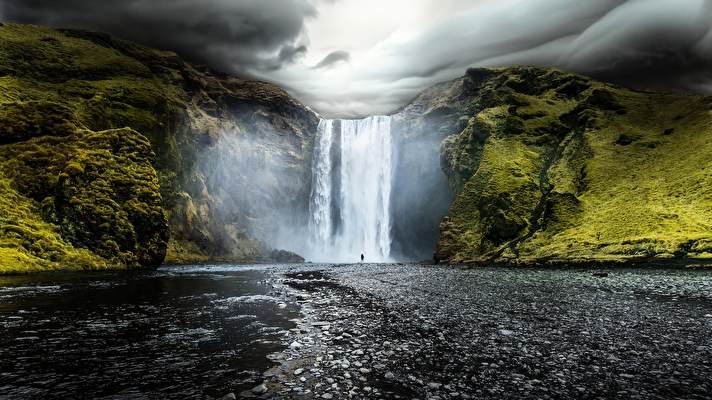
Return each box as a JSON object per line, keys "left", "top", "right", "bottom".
{"left": 307, "top": 116, "right": 393, "bottom": 262}
{"left": 308, "top": 119, "right": 335, "bottom": 253}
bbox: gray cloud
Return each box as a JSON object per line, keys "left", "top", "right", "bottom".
{"left": 308, "top": 0, "right": 712, "bottom": 116}
{"left": 457, "top": 0, "right": 712, "bottom": 94}
{"left": 557, "top": 0, "right": 712, "bottom": 91}
{"left": 0, "top": 0, "right": 316, "bottom": 73}
{"left": 312, "top": 50, "right": 351, "bottom": 69}
{"left": 2, "top": 0, "right": 712, "bottom": 116}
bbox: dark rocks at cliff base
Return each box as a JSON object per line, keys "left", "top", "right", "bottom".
{"left": 268, "top": 249, "right": 305, "bottom": 263}
{"left": 264, "top": 263, "right": 712, "bottom": 399}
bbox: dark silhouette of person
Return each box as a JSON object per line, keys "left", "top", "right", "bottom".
{"left": 360, "top": 253, "right": 364, "bottom": 262}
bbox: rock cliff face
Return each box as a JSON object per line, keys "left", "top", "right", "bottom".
{"left": 0, "top": 23, "right": 316, "bottom": 273}
{"left": 396, "top": 67, "right": 712, "bottom": 263}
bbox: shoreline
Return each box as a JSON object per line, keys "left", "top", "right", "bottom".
{"left": 452, "top": 257, "right": 712, "bottom": 270}
{"left": 3, "top": 257, "right": 712, "bottom": 277}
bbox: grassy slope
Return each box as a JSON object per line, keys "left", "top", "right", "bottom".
{"left": 0, "top": 23, "right": 175, "bottom": 273}
{"left": 0, "top": 23, "right": 315, "bottom": 272}
{"left": 0, "top": 174, "right": 108, "bottom": 273}
{"left": 0, "top": 128, "right": 167, "bottom": 273}
{"left": 436, "top": 67, "right": 712, "bottom": 263}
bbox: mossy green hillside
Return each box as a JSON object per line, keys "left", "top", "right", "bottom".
{"left": 5, "top": 22, "right": 706, "bottom": 269}
{"left": 0, "top": 173, "right": 109, "bottom": 273}
{"left": 0, "top": 126, "right": 168, "bottom": 273}
{"left": 0, "top": 24, "right": 180, "bottom": 273}
{"left": 434, "top": 67, "right": 712, "bottom": 263}
{"left": 0, "top": 23, "right": 317, "bottom": 272}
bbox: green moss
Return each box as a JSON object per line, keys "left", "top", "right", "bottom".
{"left": 0, "top": 22, "right": 319, "bottom": 273}
{"left": 0, "top": 23, "right": 187, "bottom": 273}
{"left": 0, "top": 100, "right": 76, "bottom": 143}
{"left": 439, "top": 119, "right": 545, "bottom": 262}
{"left": 0, "top": 126, "right": 169, "bottom": 273}
{"left": 519, "top": 90, "right": 712, "bottom": 260}
{"left": 436, "top": 67, "right": 712, "bottom": 263}
{"left": 0, "top": 24, "right": 151, "bottom": 82}
{"left": 0, "top": 174, "right": 110, "bottom": 273}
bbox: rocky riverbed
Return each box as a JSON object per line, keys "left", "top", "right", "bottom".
{"left": 256, "top": 264, "right": 712, "bottom": 400}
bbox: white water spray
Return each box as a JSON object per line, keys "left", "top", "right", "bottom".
{"left": 308, "top": 119, "right": 335, "bottom": 254}
{"left": 307, "top": 116, "right": 393, "bottom": 262}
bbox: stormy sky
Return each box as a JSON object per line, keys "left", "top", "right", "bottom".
{"left": 2, "top": 0, "right": 711, "bottom": 117}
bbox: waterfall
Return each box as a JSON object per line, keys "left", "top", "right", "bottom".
{"left": 307, "top": 116, "right": 393, "bottom": 262}
{"left": 308, "top": 119, "right": 335, "bottom": 252}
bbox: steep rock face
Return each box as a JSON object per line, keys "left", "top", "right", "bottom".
{"left": 397, "top": 67, "right": 712, "bottom": 263}
{"left": 3, "top": 22, "right": 710, "bottom": 271}
{"left": 390, "top": 81, "right": 461, "bottom": 260}
{"left": 0, "top": 23, "right": 315, "bottom": 272}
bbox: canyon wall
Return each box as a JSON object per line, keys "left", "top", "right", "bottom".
{"left": 0, "top": 23, "right": 317, "bottom": 273}
{"left": 397, "top": 67, "right": 712, "bottom": 263}
{"left": 1, "top": 22, "right": 710, "bottom": 273}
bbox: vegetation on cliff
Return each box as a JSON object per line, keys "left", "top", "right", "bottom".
{"left": 0, "top": 23, "right": 315, "bottom": 273}
{"left": 2, "top": 22, "right": 709, "bottom": 271}
{"left": 426, "top": 67, "right": 712, "bottom": 263}
{"left": 0, "top": 23, "right": 173, "bottom": 272}
{"left": 0, "top": 126, "right": 167, "bottom": 273}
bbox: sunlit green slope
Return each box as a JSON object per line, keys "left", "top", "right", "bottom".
{"left": 424, "top": 67, "right": 712, "bottom": 263}
{"left": 0, "top": 23, "right": 315, "bottom": 273}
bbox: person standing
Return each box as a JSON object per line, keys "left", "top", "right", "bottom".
{"left": 360, "top": 253, "right": 364, "bottom": 262}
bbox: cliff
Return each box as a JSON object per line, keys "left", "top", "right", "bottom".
{"left": 0, "top": 23, "right": 316, "bottom": 273}
{"left": 2, "top": 22, "right": 711, "bottom": 272}
{"left": 396, "top": 67, "right": 712, "bottom": 264}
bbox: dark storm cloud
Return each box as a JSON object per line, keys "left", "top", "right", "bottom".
{"left": 303, "top": 0, "right": 712, "bottom": 116}
{"left": 311, "top": 50, "right": 350, "bottom": 69}
{"left": 2, "top": 0, "right": 712, "bottom": 116}
{"left": 556, "top": 0, "right": 712, "bottom": 92}
{"left": 374, "top": 0, "right": 712, "bottom": 95}
{"left": 0, "top": 0, "right": 316, "bottom": 73}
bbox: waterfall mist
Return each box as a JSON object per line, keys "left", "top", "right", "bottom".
{"left": 206, "top": 132, "right": 307, "bottom": 244}
{"left": 180, "top": 115, "right": 315, "bottom": 261}
{"left": 306, "top": 116, "right": 394, "bottom": 262}
{"left": 186, "top": 108, "right": 450, "bottom": 264}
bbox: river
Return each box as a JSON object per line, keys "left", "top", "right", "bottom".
{"left": 0, "top": 265, "right": 299, "bottom": 399}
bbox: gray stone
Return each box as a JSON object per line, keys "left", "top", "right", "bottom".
{"left": 250, "top": 383, "right": 268, "bottom": 395}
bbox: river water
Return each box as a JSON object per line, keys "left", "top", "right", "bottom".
{"left": 0, "top": 264, "right": 299, "bottom": 399}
